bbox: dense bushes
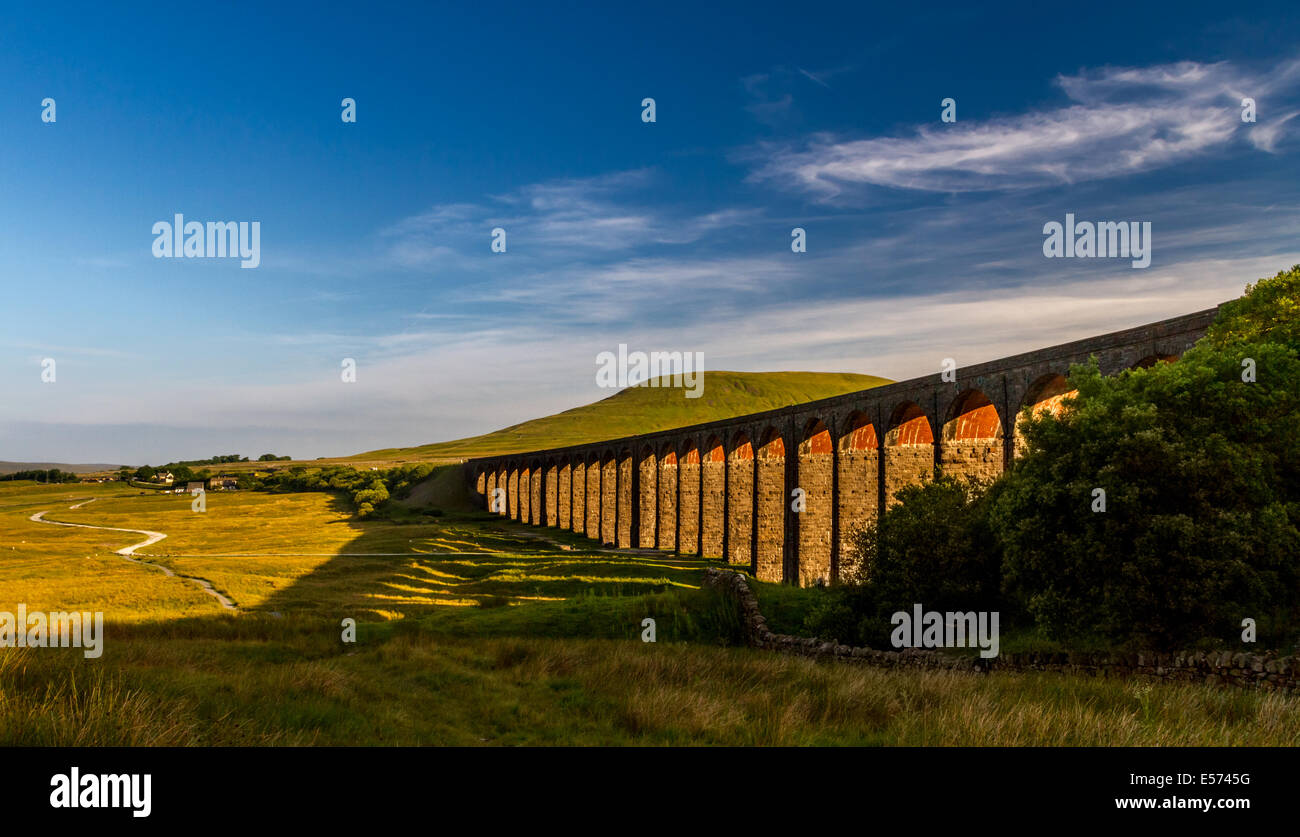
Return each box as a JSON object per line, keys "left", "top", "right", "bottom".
{"left": 259, "top": 462, "right": 438, "bottom": 518}
{"left": 846, "top": 476, "right": 1001, "bottom": 606}
{"left": 995, "top": 265, "right": 1300, "bottom": 647}
{"left": 809, "top": 476, "right": 1003, "bottom": 646}
{"left": 824, "top": 265, "right": 1300, "bottom": 650}
{"left": 0, "top": 468, "right": 79, "bottom": 483}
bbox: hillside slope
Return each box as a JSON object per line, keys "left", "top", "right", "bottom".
{"left": 0, "top": 461, "right": 125, "bottom": 475}
{"left": 353, "top": 371, "right": 891, "bottom": 462}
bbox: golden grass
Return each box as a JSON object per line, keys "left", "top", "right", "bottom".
{"left": 0, "top": 483, "right": 214, "bottom": 620}
{"left": 4, "top": 632, "right": 1299, "bottom": 746}
{"left": 4, "top": 481, "right": 1300, "bottom": 746}
{"left": 4, "top": 484, "right": 714, "bottom": 619}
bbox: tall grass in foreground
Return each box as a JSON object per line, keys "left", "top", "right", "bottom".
{"left": 4, "top": 632, "right": 1299, "bottom": 746}
{"left": 5, "top": 482, "right": 1299, "bottom": 746}
{"left": 0, "top": 649, "right": 198, "bottom": 745}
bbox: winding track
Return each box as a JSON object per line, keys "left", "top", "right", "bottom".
{"left": 29, "top": 505, "right": 238, "bottom": 611}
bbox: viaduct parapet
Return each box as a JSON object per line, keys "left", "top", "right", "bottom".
{"left": 463, "top": 307, "right": 1219, "bottom": 586}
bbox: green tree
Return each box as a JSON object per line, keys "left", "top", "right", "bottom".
{"left": 826, "top": 475, "right": 1003, "bottom": 646}
{"left": 993, "top": 266, "right": 1300, "bottom": 647}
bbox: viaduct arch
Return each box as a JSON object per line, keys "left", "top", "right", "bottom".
{"left": 465, "top": 308, "right": 1217, "bottom": 586}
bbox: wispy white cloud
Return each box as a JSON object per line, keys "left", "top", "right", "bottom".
{"left": 1249, "top": 110, "right": 1300, "bottom": 151}
{"left": 15, "top": 252, "right": 1291, "bottom": 463}
{"left": 380, "top": 169, "right": 763, "bottom": 264}
{"left": 797, "top": 67, "right": 834, "bottom": 89}
{"left": 12, "top": 57, "right": 1300, "bottom": 464}
{"left": 747, "top": 59, "right": 1300, "bottom": 199}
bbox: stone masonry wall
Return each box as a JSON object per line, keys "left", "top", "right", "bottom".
{"left": 601, "top": 458, "right": 617, "bottom": 546}
{"left": 884, "top": 445, "right": 931, "bottom": 506}
{"left": 657, "top": 459, "right": 677, "bottom": 551}
{"left": 585, "top": 462, "right": 601, "bottom": 538}
{"left": 727, "top": 457, "right": 753, "bottom": 567}
{"left": 468, "top": 308, "right": 1218, "bottom": 586}
{"left": 545, "top": 465, "right": 558, "bottom": 527}
{"left": 530, "top": 467, "right": 540, "bottom": 527}
{"left": 701, "top": 456, "right": 725, "bottom": 558}
{"left": 678, "top": 454, "right": 700, "bottom": 555}
{"left": 836, "top": 448, "right": 877, "bottom": 578}
{"left": 755, "top": 455, "right": 784, "bottom": 582}
{"left": 617, "top": 455, "right": 633, "bottom": 548}
{"left": 940, "top": 440, "right": 1004, "bottom": 483}
{"left": 558, "top": 465, "right": 571, "bottom": 529}
{"left": 570, "top": 462, "right": 585, "bottom": 534}
{"left": 638, "top": 453, "right": 657, "bottom": 548}
{"left": 796, "top": 450, "right": 833, "bottom": 586}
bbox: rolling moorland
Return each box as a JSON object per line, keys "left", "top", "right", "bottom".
{"left": 3, "top": 271, "right": 1298, "bottom": 746}
{"left": 2, "top": 477, "right": 1298, "bottom": 745}
{"left": 350, "top": 370, "right": 891, "bottom": 462}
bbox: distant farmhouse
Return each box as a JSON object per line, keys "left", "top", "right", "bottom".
{"left": 208, "top": 474, "right": 239, "bottom": 490}
{"left": 155, "top": 471, "right": 175, "bottom": 485}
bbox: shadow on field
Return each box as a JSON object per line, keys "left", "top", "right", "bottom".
{"left": 252, "top": 500, "right": 716, "bottom": 623}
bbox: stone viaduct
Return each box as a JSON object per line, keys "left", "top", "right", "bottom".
{"left": 463, "top": 307, "right": 1219, "bottom": 586}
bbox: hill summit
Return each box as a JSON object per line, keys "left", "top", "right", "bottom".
{"left": 354, "top": 370, "right": 891, "bottom": 461}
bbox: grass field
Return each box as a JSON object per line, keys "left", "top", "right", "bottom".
{"left": 3, "top": 480, "right": 1299, "bottom": 746}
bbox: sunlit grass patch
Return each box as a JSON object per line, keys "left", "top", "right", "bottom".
{"left": 5, "top": 481, "right": 1299, "bottom": 746}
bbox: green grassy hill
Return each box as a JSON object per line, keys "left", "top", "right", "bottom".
{"left": 354, "top": 370, "right": 891, "bottom": 461}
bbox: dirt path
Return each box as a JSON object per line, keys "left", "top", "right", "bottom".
{"left": 29, "top": 507, "right": 238, "bottom": 611}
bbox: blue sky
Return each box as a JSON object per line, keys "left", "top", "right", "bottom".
{"left": 3, "top": 1, "right": 1299, "bottom": 464}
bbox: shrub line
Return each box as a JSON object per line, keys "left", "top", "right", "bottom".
{"left": 702, "top": 568, "right": 1298, "bottom": 690}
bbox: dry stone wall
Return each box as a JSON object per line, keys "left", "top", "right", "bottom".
{"left": 702, "top": 569, "right": 1298, "bottom": 690}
